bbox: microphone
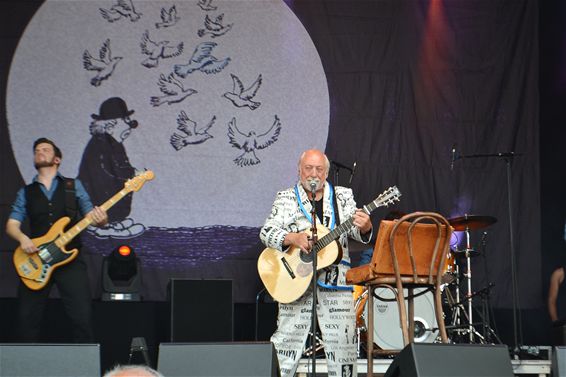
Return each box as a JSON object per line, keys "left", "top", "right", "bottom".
{"left": 480, "top": 231, "right": 488, "bottom": 248}
{"left": 450, "top": 143, "right": 456, "bottom": 170}
{"left": 308, "top": 178, "right": 319, "bottom": 193}
{"left": 349, "top": 162, "right": 357, "bottom": 184}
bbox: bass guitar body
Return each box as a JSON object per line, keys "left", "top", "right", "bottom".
{"left": 13, "top": 217, "right": 78, "bottom": 290}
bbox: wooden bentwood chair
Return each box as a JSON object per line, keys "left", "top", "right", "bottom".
{"left": 346, "top": 212, "right": 453, "bottom": 376}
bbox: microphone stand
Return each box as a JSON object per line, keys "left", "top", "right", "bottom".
{"left": 330, "top": 160, "right": 355, "bottom": 186}
{"left": 309, "top": 183, "right": 318, "bottom": 377}
{"left": 454, "top": 151, "right": 522, "bottom": 354}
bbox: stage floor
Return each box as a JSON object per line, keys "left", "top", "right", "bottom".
{"left": 297, "top": 357, "right": 551, "bottom": 376}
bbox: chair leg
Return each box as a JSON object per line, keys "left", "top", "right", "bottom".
{"left": 367, "top": 286, "right": 374, "bottom": 377}
{"left": 408, "top": 287, "right": 415, "bottom": 344}
{"left": 434, "top": 287, "right": 448, "bottom": 343}
{"left": 397, "top": 287, "right": 410, "bottom": 346}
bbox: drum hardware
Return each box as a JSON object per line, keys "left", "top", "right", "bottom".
{"left": 447, "top": 214, "right": 497, "bottom": 343}
{"left": 443, "top": 252, "right": 501, "bottom": 344}
{"left": 448, "top": 215, "right": 497, "bottom": 231}
{"left": 470, "top": 283, "right": 502, "bottom": 344}
{"left": 303, "top": 331, "right": 324, "bottom": 357}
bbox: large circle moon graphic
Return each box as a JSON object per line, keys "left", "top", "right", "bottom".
{"left": 7, "top": 0, "right": 329, "bottom": 228}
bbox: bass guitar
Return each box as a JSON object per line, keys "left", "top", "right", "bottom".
{"left": 13, "top": 170, "right": 155, "bottom": 290}
{"left": 257, "top": 186, "right": 401, "bottom": 303}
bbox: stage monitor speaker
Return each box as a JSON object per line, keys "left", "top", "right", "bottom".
{"left": 158, "top": 342, "right": 279, "bottom": 377}
{"left": 169, "top": 279, "right": 233, "bottom": 342}
{"left": 0, "top": 343, "right": 100, "bottom": 377}
{"left": 553, "top": 346, "right": 566, "bottom": 377}
{"left": 384, "top": 343, "right": 513, "bottom": 377}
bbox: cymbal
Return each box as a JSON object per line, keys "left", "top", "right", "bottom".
{"left": 448, "top": 215, "right": 497, "bottom": 231}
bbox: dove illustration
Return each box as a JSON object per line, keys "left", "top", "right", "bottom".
{"left": 197, "top": 0, "right": 217, "bottom": 11}
{"left": 99, "top": 0, "right": 142, "bottom": 23}
{"left": 223, "top": 73, "right": 262, "bottom": 110}
{"left": 82, "top": 39, "right": 123, "bottom": 87}
{"left": 155, "top": 5, "right": 179, "bottom": 28}
{"left": 150, "top": 73, "right": 197, "bottom": 107}
{"left": 140, "top": 30, "right": 184, "bottom": 68}
{"left": 174, "top": 42, "right": 230, "bottom": 77}
{"left": 227, "top": 116, "right": 282, "bottom": 167}
{"left": 197, "top": 14, "right": 233, "bottom": 38}
{"left": 170, "top": 112, "right": 215, "bottom": 150}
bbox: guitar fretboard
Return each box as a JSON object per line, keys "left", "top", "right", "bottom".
{"left": 54, "top": 188, "right": 131, "bottom": 248}
{"left": 312, "top": 196, "right": 389, "bottom": 253}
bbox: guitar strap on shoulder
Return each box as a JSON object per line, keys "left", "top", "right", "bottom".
{"left": 332, "top": 186, "right": 341, "bottom": 225}
{"left": 64, "top": 178, "right": 78, "bottom": 220}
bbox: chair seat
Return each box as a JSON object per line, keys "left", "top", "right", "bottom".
{"left": 346, "top": 265, "right": 375, "bottom": 285}
{"left": 346, "top": 266, "right": 442, "bottom": 286}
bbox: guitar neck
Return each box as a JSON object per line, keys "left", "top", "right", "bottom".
{"left": 54, "top": 188, "right": 131, "bottom": 248}
{"left": 313, "top": 199, "right": 382, "bottom": 253}
{"left": 313, "top": 218, "right": 355, "bottom": 252}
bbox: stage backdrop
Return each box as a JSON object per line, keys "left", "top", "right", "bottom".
{"left": 0, "top": 0, "right": 540, "bottom": 311}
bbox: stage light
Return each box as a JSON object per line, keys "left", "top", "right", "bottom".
{"left": 102, "top": 244, "right": 142, "bottom": 301}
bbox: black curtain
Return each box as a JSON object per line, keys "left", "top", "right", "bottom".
{"left": 289, "top": 0, "right": 540, "bottom": 309}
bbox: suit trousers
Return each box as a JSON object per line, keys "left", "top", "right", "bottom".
{"left": 271, "top": 264, "right": 358, "bottom": 377}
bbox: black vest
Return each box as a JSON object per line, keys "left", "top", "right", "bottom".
{"left": 25, "top": 177, "right": 82, "bottom": 250}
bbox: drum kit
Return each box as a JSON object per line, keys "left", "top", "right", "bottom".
{"left": 353, "top": 214, "right": 500, "bottom": 354}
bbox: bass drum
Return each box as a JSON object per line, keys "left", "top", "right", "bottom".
{"left": 357, "top": 287, "right": 439, "bottom": 350}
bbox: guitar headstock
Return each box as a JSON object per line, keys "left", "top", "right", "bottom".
{"left": 125, "top": 170, "right": 155, "bottom": 192}
{"left": 374, "top": 185, "right": 402, "bottom": 207}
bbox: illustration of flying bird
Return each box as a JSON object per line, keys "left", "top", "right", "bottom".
{"left": 155, "top": 5, "right": 179, "bottom": 28}
{"left": 140, "top": 30, "right": 184, "bottom": 68}
{"left": 223, "top": 73, "right": 262, "bottom": 110}
{"left": 174, "top": 42, "right": 230, "bottom": 77}
{"left": 170, "top": 112, "right": 215, "bottom": 150}
{"left": 197, "top": 0, "right": 217, "bottom": 11}
{"left": 82, "top": 39, "right": 123, "bottom": 87}
{"left": 227, "top": 116, "right": 282, "bottom": 167}
{"left": 150, "top": 73, "right": 197, "bottom": 107}
{"left": 197, "top": 13, "right": 233, "bottom": 38}
{"left": 100, "top": 0, "right": 142, "bottom": 22}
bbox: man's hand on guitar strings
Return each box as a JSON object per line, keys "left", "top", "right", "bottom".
{"left": 20, "top": 236, "right": 39, "bottom": 254}
{"left": 284, "top": 232, "right": 312, "bottom": 253}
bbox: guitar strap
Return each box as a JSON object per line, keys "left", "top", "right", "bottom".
{"left": 64, "top": 178, "right": 78, "bottom": 220}
{"left": 332, "top": 187, "right": 340, "bottom": 226}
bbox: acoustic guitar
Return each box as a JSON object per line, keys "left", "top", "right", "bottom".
{"left": 13, "top": 170, "right": 154, "bottom": 290}
{"left": 257, "top": 186, "right": 401, "bottom": 303}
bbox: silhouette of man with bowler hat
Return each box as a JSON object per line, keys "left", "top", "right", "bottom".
{"left": 78, "top": 97, "right": 145, "bottom": 239}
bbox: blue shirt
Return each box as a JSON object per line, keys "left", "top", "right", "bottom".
{"left": 9, "top": 173, "right": 94, "bottom": 223}
{"left": 359, "top": 247, "right": 374, "bottom": 266}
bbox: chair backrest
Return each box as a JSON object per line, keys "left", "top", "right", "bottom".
{"left": 370, "top": 212, "right": 453, "bottom": 284}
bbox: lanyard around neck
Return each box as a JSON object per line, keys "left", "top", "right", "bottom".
{"left": 294, "top": 182, "right": 335, "bottom": 230}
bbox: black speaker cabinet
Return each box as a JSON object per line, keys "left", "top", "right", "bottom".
{"left": 169, "top": 279, "right": 233, "bottom": 342}
{"left": 384, "top": 343, "right": 513, "bottom": 377}
{"left": 0, "top": 344, "right": 100, "bottom": 377}
{"left": 157, "top": 342, "right": 279, "bottom": 377}
{"left": 553, "top": 346, "right": 566, "bottom": 377}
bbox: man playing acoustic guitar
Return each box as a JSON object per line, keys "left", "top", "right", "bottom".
{"left": 260, "top": 149, "right": 373, "bottom": 377}
{"left": 6, "top": 138, "right": 108, "bottom": 342}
